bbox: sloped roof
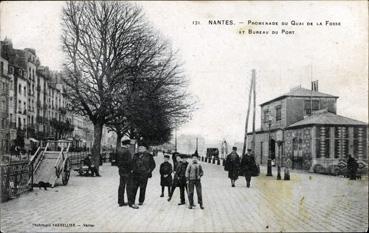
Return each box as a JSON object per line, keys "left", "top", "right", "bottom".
{"left": 288, "top": 111, "right": 367, "bottom": 128}
{"left": 260, "top": 87, "right": 338, "bottom": 106}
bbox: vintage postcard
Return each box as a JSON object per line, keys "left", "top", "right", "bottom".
{"left": 0, "top": 1, "right": 368, "bottom": 232}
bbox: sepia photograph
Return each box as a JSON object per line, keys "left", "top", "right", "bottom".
{"left": 0, "top": 1, "right": 368, "bottom": 232}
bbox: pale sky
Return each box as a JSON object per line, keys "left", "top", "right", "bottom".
{"left": 1, "top": 1, "right": 368, "bottom": 145}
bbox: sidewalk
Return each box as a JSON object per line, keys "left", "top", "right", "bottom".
{"left": 0, "top": 156, "right": 367, "bottom": 232}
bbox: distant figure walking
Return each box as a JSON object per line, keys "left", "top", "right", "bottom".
{"left": 240, "top": 149, "right": 256, "bottom": 188}
{"left": 117, "top": 141, "right": 132, "bottom": 207}
{"left": 160, "top": 155, "right": 173, "bottom": 197}
{"left": 186, "top": 153, "right": 204, "bottom": 209}
{"left": 168, "top": 154, "right": 188, "bottom": 205}
{"left": 225, "top": 146, "right": 241, "bottom": 187}
{"left": 127, "top": 144, "right": 156, "bottom": 209}
{"left": 172, "top": 152, "right": 179, "bottom": 171}
{"left": 347, "top": 154, "right": 358, "bottom": 180}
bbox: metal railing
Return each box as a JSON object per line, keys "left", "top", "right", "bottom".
{"left": 1, "top": 161, "right": 32, "bottom": 202}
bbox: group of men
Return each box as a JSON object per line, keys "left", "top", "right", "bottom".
{"left": 117, "top": 141, "right": 156, "bottom": 209}
{"left": 225, "top": 147, "right": 257, "bottom": 188}
{"left": 164, "top": 152, "right": 204, "bottom": 209}
{"left": 117, "top": 140, "right": 204, "bottom": 210}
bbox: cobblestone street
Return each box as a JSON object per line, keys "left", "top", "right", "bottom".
{"left": 1, "top": 155, "right": 368, "bottom": 232}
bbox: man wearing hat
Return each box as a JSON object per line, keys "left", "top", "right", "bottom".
{"left": 185, "top": 153, "right": 204, "bottom": 209}
{"left": 160, "top": 154, "right": 173, "bottom": 197}
{"left": 225, "top": 146, "right": 241, "bottom": 187}
{"left": 117, "top": 140, "right": 132, "bottom": 207}
{"left": 240, "top": 149, "right": 256, "bottom": 188}
{"left": 168, "top": 154, "right": 188, "bottom": 205}
{"left": 128, "top": 144, "right": 156, "bottom": 209}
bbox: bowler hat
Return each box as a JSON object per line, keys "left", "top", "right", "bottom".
{"left": 164, "top": 155, "right": 170, "bottom": 158}
{"left": 232, "top": 146, "right": 237, "bottom": 151}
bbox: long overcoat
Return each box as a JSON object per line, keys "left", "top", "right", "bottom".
{"left": 225, "top": 152, "right": 241, "bottom": 180}
{"left": 160, "top": 161, "right": 173, "bottom": 186}
{"left": 240, "top": 154, "right": 256, "bottom": 177}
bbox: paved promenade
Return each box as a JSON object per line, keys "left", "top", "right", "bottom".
{"left": 1, "top": 155, "right": 368, "bottom": 232}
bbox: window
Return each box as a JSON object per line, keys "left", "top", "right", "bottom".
{"left": 316, "top": 126, "right": 330, "bottom": 158}
{"left": 304, "top": 100, "right": 320, "bottom": 115}
{"left": 24, "top": 86, "right": 26, "bottom": 97}
{"left": 275, "top": 105, "right": 282, "bottom": 121}
{"left": 0, "top": 62, "right": 3, "bottom": 75}
{"left": 263, "top": 110, "right": 269, "bottom": 123}
{"left": 19, "top": 84, "right": 22, "bottom": 95}
{"left": 8, "top": 66, "right": 13, "bottom": 74}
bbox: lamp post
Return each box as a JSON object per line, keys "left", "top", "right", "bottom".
{"left": 267, "top": 113, "right": 273, "bottom": 176}
{"left": 277, "top": 142, "right": 282, "bottom": 180}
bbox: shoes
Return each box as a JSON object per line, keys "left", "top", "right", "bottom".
{"left": 188, "top": 205, "right": 193, "bottom": 209}
{"left": 178, "top": 202, "right": 185, "bottom": 205}
{"left": 96, "top": 174, "right": 101, "bottom": 177}
{"left": 232, "top": 184, "right": 235, "bottom": 187}
{"left": 167, "top": 197, "right": 171, "bottom": 202}
{"left": 129, "top": 204, "right": 139, "bottom": 209}
{"left": 138, "top": 202, "right": 143, "bottom": 205}
{"left": 160, "top": 194, "right": 164, "bottom": 197}
{"left": 200, "top": 205, "right": 204, "bottom": 210}
{"left": 118, "top": 203, "right": 128, "bottom": 207}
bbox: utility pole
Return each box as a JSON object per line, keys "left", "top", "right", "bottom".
{"left": 252, "top": 69, "right": 256, "bottom": 154}
{"left": 196, "top": 137, "right": 198, "bottom": 151}
{"left": 242, "top": 71, "right": 254, "bottom": 156}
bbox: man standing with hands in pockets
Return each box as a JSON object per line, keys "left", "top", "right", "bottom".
{"left": 186, "top": 153, "right": 204, "bottom": 210}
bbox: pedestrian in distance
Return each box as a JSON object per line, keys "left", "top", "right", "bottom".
{"left": 186, "top": 153, "right": 204, "bottom": 210}
{"left": 172, "top": 152, "right": 179, "bottom": 171}
{"left": 160, "top": 155, "right": 173, "bottom": 197}
{"left": 168, "top": 154, "right": 189, "bottom": 205}
{"left": 225, "top": 146, "right": 241, "bottom": 187}
{"left": 240, "top": 149, "right": 257, "bottom": 188}
{"left": 127, "top": 144, "right": 156, "bottom": 209}
{"left": 347, "top": 154, "right": 359, "bottom": 180}
{"left": 84, "top": 154, "right": 100, "bottom": 177}
{"left": 117, "top": 140, "right": 132, "bottom": 207}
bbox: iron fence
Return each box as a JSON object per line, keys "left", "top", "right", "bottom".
{"left": 0, "top": 161, "right": 32, "bottom": 202}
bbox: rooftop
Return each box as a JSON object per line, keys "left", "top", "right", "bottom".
{"left": 260, "top": 87, "right": 338, "bottom": 106}
{"left": 287, "top": 109, "right": 367, "bottom": 128}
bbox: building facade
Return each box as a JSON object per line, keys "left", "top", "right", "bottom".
{"left": 247, "top": 86, "right": 367, "bottom": 174}
{"left": 0, "top": 39, "right": 94, "bottom": 153}
{"left": 0, "top": 49, "right": 10, "bottom": 155}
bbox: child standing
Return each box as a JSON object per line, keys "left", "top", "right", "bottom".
{"left": 160, "top": 154, "right": 173, "bottom": 197}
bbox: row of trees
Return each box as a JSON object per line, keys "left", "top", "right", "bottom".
{"left": 61, "top": 1, "right": 194, "bottom": 171}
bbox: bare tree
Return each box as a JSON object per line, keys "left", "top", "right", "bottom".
{"left": 61, "top": 1, "right": 150, "bottom": 171}
{"left": 62, "top": 1, "right": 194, "bottom": 169}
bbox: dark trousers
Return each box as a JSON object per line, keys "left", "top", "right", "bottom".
{"left": 349, "top": 170, "right": 357, "bottom": 180}
{"left": 118, "top": 175, "right": 129, "bottom": 205}
{"left": 170, "top": 183, "right": 187, "bottom": 203}
{"left": 161, "top": 186, "right": 171, "bottom": 196}
{"left": 245, "top": 175, "right": 251, "bottom": 187}
{"left": 188, "top": 180, "right": 202, "bottom": 206}
{"left": 127, "top": 175, "right": 149, "bottom": 204}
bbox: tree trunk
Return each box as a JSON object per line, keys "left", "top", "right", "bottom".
{"left": 116, "top": 132, "right": 123, "bottom": 153}
{"left": 92, "top": 121, "right": 104, "bottom": 173}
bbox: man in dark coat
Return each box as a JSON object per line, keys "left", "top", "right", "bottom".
{"left": 168, "top": 154, "right": 188, "bottom": 205}
{"left": 117, "top": 142, "right": 132, "bottom": 207}
{"left": 127, "top": 145, "right": 156, "bottom": 209}
{"left": 347, "top": 154, "right": 358, "bottom": 180}
{"left": 160, "top": 155, "right": 173, "bottom": 197}
{"left": 240, "top": 149, "right": 256, "bottom": 188}
{"left": 225, "top": 147, "right": 241, "bottom": 187}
